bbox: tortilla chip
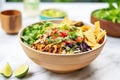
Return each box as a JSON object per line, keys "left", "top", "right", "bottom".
{"left": 61, "top": 17, "right": 72, "bottom": 26}
{"left": 97, "top": 30, "right": 106, "bottom": 43}
{"left": 91, "top": 43, "right": 101, "bottom": 49}
{"left": 94, "top": 21, "right": 100, "bottom": 37}
{"left": 84, "top": 29, "right": 96, "bottom": 43}
{"left": 85, "top": 39, "right": 100, "bottom": 49}
{"left": 80, "top": 25, "right": 91, "bottom": 32}
{"left": 85, "top": 39, "right": 96, "bottom": 47}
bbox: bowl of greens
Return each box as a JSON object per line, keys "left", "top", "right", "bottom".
{"left": 91, "top": 0, "right": 120, "bottom": 37}
{"left": 40, "top": 8, "right": 67, "bottom": 20}
{"left": 19, "top": 18, "right": 106, "bottom": 73}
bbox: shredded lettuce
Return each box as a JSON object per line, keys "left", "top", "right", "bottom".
{"left": 21, "top": 21, "right": 52, "bottom": 45}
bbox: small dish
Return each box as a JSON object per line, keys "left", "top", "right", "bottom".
{"left": 40, "top": 8, "right": 67, "bottom": 20}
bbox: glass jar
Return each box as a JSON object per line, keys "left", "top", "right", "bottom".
{"left": 23, "top": 0, "right": 40, "bottom": 17}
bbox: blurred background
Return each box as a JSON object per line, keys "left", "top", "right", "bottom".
{"left": 6, "top": 0, "right": 107, "bottom": 2}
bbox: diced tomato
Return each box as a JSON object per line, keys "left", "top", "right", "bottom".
{"left": 53, "top": 36, "right": 58, "bottom": 40}
{"left": 58, "top": 32, "right": 63, "bottom": 37}
{"left": 75, "top": 36, "right": 83, "bottom": 42}
{"left": 58, "top": 30, "right": 68, "bottom": 37}
{"left": 51, "top": 29, "right": 58, "bottom": 35}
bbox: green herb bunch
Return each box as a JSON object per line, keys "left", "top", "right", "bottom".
{"left": 93, "top": 0, "right": 120, "bottom": 23}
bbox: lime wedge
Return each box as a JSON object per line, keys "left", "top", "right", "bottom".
{"left": 13, "top": 64, "right": 29, "bottom": 78}
{"left": 1, "top": 63, "right": 12, "bottom": 78}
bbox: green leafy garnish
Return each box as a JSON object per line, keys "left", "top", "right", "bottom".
{"left": 93, "top": 0, "right": 120, "bottom": 23}
{"left": 70, "top": 26, "right": 77, "bottom": 31}
{"left": 66, "top": 46, "right": 71, "bottom": 51}
{"left": 55, "top": 37, "right": 63, "bottom": 43}
{"left": 68, "top": 31, "right": 78, "bottom": 40}
{"left": 46, "top": 37, "right": 55, "bottom": 44}
{"left": 21, "top": 21, "right": 52, "bottom": 45}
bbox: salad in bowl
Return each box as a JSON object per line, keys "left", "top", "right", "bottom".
{"left": 19, "top": 17, "right": 106, "bottom": 73}
{"left": 21, "top": 17, "right": 106, "bottom": 54}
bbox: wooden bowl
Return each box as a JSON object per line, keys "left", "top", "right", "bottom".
{"left": 91, "top": 11, "right": 120, "bottom": 37}
{"left": 0, "top": 10, "right": 22, "bottom": 34}
{"left": 18, "top": 20, "right": 106, "bottom": 73}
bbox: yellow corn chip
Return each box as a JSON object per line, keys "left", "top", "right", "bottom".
{"left": 84, "top": 29, "right": 96, "bottom": 43}
{"left": 80, "top": 25, "right": 91, "bottom": 32}
{"left": 97, "top": 30, "right": 106, "bottom": 43}
{"left": 85, "top": 39, "right": 100, "bottom": 50}
{"left": 91, "top": 43, "right": 101, "bottom": 49}
{"left": 61, "top": 17, "right": 72, "bottom": 26}
{"left": 94, "top": 21, "right": 100, "bottom": 37}
{"left": 85, "top": 39, "right": 96, "bottom": 47}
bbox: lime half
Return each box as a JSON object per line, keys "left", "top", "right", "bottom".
{"left": 13, "top": 64, "right": 29, "bottom": 78}
{"left": 1, "top": 63, "right": 12, "bottom": 78}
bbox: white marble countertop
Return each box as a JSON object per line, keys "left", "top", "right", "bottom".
{"left": 0, "top": 2, "right": 120, "bottom": 80}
